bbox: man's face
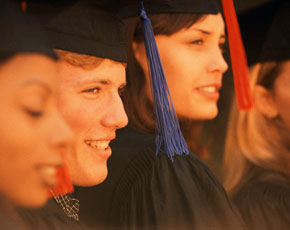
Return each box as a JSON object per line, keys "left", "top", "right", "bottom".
{"left": 56, "top": 58, "right": 128, "bottom": 186}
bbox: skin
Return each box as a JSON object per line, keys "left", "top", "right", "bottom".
{"left": 56, "top": 58, "right": 128, "bottom": 186}
{"left": 255, "top": 60, "right": 290, "bottom": 130}
{"left": 0, "top": 54, "right": 72, "bottom": 208}
{"left": 271, "top": 61, "right": 290, "bottom": 130}
{"left": 134, "top": 13, "right": 228, "bottom": 120}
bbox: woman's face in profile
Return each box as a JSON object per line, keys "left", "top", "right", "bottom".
{"left": 0, "top": 54, "right": 71, "bottom": 207}
{"left": 134, "top": 13, "right": 228, "bottom": 120}
{"left": 271, "top": 60, "right": 290, "bottom": 131}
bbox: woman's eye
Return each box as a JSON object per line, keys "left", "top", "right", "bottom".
{"left": 191, "top": 39, "right": 204, "bottom": 45}
{"left": 219, "top": 42, "right": 226, "bottom": 53}
{"left": 82, "top": 87, "right": 101, "bottom": 94}
{"left": 26, "top": 109, "right": 43, "bottom": 118}
{"left": 118, "top": 87, "right": 126, "bottom": 96}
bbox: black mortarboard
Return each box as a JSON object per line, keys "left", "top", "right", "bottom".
{"left": 46, "top": 0, "right": 127, "bottom": 63}
{"left": 0, "top": 0, "right": 57, "bottom": 61}
{"left": 260, "top": 0, "right": 290, "bottom": 62}
{"left": 118, "top": 0, "right": 219, "bottom": 17}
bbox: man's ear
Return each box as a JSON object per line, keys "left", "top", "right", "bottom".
{"left": 253, "top": 85, "right": 279, "bottom": 118}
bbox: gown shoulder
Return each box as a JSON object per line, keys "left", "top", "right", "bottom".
{"left": 109, "top": 127, "right": 245, "bottom": 230}
{"left": 232, "top": 168, "right": 290, "bottom": 230}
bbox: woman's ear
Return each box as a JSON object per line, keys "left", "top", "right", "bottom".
{"left": 253, "top": 85, "right": 279, "bottom": 118}
{"left": 132, "top": 41, "right": 145, "bottom": 63}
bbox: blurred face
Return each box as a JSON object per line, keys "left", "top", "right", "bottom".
{"left": 272, "top": 61, "right": 290, "bottom": 131}
{"left": 0, "top": 54, "right": 72, "bottom": 207}
{"left": 56, "top": 59, "right": 128, "bottom": 186}
{"left": 134, "top": 13, "right": 228, "bottom": 120}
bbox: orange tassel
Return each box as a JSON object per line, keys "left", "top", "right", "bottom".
{"left": 222, "top": 0, "right": 254, "bottom": 111}
{"left": 21, "top": 0, "right": 27, "bottom": 12}
{"left": 52, "top": 164, "right": 74, "bottom": 196}
{"left": 48, "top": 152, "right": 74, "bottom": 198}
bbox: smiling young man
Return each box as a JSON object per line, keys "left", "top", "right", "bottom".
{"left": 55, "top": 50, "right": 128, "bottom": 186}
{"left": 19, "top": 1, "right": 128, "bottom": 229}
{"left": 46, "top": 0, "right": 128, "bottom": 187}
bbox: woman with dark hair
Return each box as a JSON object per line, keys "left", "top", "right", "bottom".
{"left": 0, "top": 1, "right": 71, "bottom": 229}
{"left": 223, "top": 1, "right": 290, "bottom": 229}
{"left": 77, "top": 1, "right": 246, "bottom": 230}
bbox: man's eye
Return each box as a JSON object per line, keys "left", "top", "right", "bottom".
{"left": 191, "top": 39, "right": 204, "bottom": 45}
{"left": 82, "top": 87, "right": 101, "bottom": 94}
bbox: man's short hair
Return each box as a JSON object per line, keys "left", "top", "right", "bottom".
{"left": 55, "top": 49, "right": 127, "bottom": 70}
{"left": 55, "top": 49, "right": 104, "bottom": 70}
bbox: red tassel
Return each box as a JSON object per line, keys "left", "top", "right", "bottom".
{"left": 222, "top": 0, "right": 254, "bottom": 111}
{"left": 48, "top": 152, "right": 74, "bottom": 198}
{"left": 21, "top": 0, "right": 27, "bottom": 12}
{"left": 52, "top": 164, "right": 74, "bottom": 195}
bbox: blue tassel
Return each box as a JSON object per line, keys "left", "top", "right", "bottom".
{"left": 138, "top": 2, "right": 189, "bottom": 160}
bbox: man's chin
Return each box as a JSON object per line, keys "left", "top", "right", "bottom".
{"left": 72, "top": 169, "right": 108, "bottom": 187}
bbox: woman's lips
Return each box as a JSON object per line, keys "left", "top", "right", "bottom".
{"left": 196, "top": 84, "right": 221, "bottom": 100}
{"left": 37, "top": 165, "right": 59, "bottom": 188}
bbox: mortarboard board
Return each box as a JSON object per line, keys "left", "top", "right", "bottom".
{"left": 0, "top": 0, "right": 57, "bottom": 62}
{"left": 118, "top": 0, "right": 219, "bottom": 16}
{"left": 260, "top": 0, "right": 290, "bottom": 62}
{"left": 45, "top": 0, "right": 127, "bottom": 63}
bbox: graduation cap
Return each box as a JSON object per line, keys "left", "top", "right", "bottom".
{"left": 0, "top": 0, "right": 57, "bottom": 62}
{"left": 260, "top": 0, "right": 290, "bottom": 62}
{"left": 117, "top": 0, "right": 252, "bottom": 160}
{"left": 45, "top": 0, "right": 127, "bottom": 63}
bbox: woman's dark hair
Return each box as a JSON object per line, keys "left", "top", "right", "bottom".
{"left": 123, "top": 13, "right": 210, "bottom": 157}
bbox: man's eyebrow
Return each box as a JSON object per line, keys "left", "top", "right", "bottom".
{"left": 76, "top": 78, "right": 112, "bottom": 86}
{"left": 76, "top": 78, "right": 127, "bottom": 88}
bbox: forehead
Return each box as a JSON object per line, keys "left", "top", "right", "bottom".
{"left": 0, "top": 54, "right": 56, "bottom": 88}
{"left": 277, "top": 60, "right": 290, "bottom": 81}
{"left": 180, "top": 13, "right": 225, "bottom": 36}
{"left": 57, "top": 58, "right": 126, "bottom": 87}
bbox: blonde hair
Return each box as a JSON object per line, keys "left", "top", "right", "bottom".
{"left": 223, "top": 62, "right": 290, "bottom": 196}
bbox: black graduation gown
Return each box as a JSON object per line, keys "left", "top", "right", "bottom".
{"left": 77, "top": 125, "right": 245, "bottom": 230}
{"left": 0, "top": 210, "right": 28, "bottom": 230}
{"left": 232, "top": 166, "right": 290, "bottom": 230}
{"left": 18, "top": 199, "right": 84, "bottom": 230}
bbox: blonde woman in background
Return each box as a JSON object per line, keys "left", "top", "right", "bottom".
{"left": 223, "top": 1, "right": 290, "bottom": 229}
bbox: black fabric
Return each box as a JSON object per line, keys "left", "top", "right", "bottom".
{"left": 238, "top": 0, "right": 282, "bottom": 65}
{"left": 18, "top": 199, "right": 84, "bottom": 230}
{"left": 118, "top": 0, "right": 219, "bottom": 18}
{"left": 0, "top": 0, "right": 57, "bottom": 61}
{"left": 25, "top": 0, "right": 77, "bottom": 26}
{"left": 46, "top": 0, "right": 127, "bottom": 63}
{"left": 76, "top": 125, "right": 246, "bottom": 230}
{"left": 232, "top": 166, "right": 290, "bottom": 230}
{"left": 0, "top": 211, "right": 28, "bottom": 230}
{"left": 260, "top": 0, "right": 290, "bottom": 62}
